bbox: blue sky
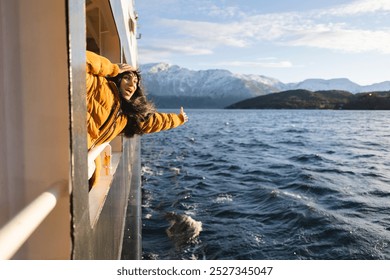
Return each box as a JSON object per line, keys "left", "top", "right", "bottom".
{"left": 135, "top": 0, "right": 390, "bottom": 85}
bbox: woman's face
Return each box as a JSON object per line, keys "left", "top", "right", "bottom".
{"left": 120, "top": 72, "right": 138, "bottom": 101}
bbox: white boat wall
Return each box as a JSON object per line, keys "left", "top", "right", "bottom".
{"left": 0, "top": 0, "right": 141, "bottom": 260}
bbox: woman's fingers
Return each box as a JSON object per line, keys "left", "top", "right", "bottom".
{"left": 180, "top": 107, "right": 188, "bottom": 123}
{"left": 117, "top": 63, "right": 135, "bottom": 73}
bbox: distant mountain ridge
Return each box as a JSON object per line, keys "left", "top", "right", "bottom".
{"left": 286, "top": 78, "right": 390, "bottom": 94}
{"left": 139, "top": 63, "right": 390, "bottom": 108}
{"left": 227, "top": 89, "right": 390, "bottom": 110}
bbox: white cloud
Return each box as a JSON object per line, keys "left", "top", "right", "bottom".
{"left": 322, "top": 0, "right": 390, "bottom": 16}
{"left": 202, "top": 4, "right": 244, "bottom": 18}
{"left": 159, "top": 19, "right": 249, "bottom": 47}
{"left": 138, "top": 41, "right": 214, "bottom": 64}
{"left": 216, "top": 60, "right": 294, "bottom": 69}
{"left": 159, "top": 44, "right": 213, "bottom": 56}
{"left": 156, "top": 1, "right": 390, "bottom": 55}
{"left": 288, "top": 26, "right": 390, "bottom": 54}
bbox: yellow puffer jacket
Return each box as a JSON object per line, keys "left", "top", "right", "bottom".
{"left": 86, "top": 51, "right": 186, "bottom": 186}
{"left": 86, "top": 51, "right": 126, "bottom": 150}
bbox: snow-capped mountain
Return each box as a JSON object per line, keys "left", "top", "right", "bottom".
{"left": 140, "top": 63, "right": 280, "bottom": 98}
{"left": 139, "top": 63, "right": 390, "bottom": 108}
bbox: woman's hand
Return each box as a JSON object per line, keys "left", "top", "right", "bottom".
{"left": 180, "top": 107, "right": 188, "bottom": 123}
{"left": 117, "top": 63, "right": 135, "bottom": 74}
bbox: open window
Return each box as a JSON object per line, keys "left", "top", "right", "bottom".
{"left": 68, "top": 0, "right": 141, "bottom": 259}
{"left": 86, "top": 0, "right": 123, "bottom": 227}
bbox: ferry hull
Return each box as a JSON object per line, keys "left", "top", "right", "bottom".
{"left": 0, "top": 0, "right": 141, "bottom": 260}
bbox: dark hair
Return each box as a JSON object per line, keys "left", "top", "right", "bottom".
{"left": 109, "top": 70, "right": 156, "bottom": 138}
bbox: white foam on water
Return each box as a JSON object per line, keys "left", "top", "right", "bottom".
{"left": 165, "top": 212, "right": 203, "bottom": 247}
{"left": 214, "top": 194, "right": 233, "bottom": 203}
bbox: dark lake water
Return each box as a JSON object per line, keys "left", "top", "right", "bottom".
{"left": 139, "top": 109, "right": 390, "bottom": 260}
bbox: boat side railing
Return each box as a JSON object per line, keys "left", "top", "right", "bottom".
{"left": 0, "top": 180, "right": 68, "bottom": 260}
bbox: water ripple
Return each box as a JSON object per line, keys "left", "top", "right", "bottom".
{"left": 135, "top": 109, "right": 390, "bottom": 260}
